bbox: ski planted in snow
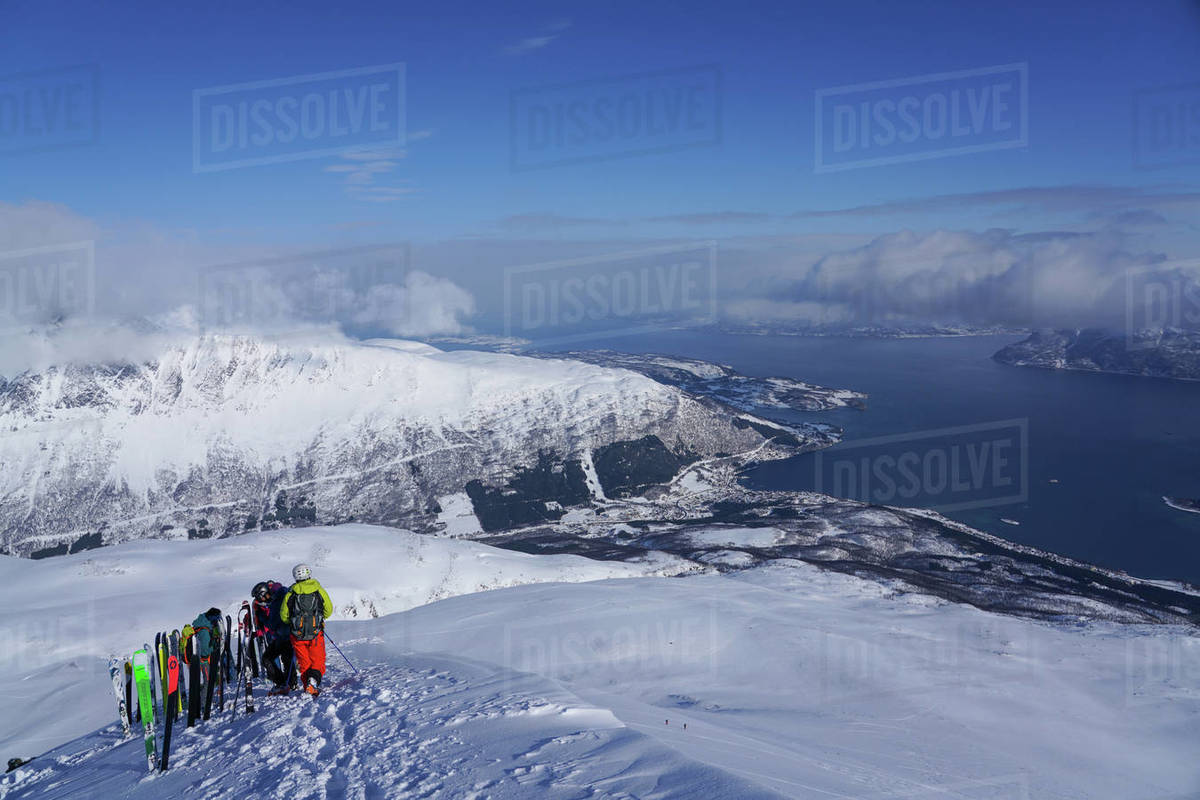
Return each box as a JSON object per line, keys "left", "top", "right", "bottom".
{"left": 108, "top": 657, "right": 131, "bottom": 738}
{"left": 125, "top": 660, "right": 134, "bottom": 725}
{"left": 236, "top": 603, "right": 245, "bottom": 677}
{"left": 208, "top": 616, "right": 222, "bottom": 716}
{"left": 160, "top": 633, "right": 180, "bottom": 771}
{"left": 143, "top": 641, "right": 159, "bottom": 725}
{"left": 239, "top": 602, "right": 255, "bottom": 714}
{"left": 171, "top": 629, "right": 183, "bottom": 716}
{"left": 157, "top": 633, "right": 169, "bottom": 720}
{"left": 202, "top": 616, "right": 218, "bottom": 720}
{"left": 187, "top": 634, "right": 201, "bottom": 727}
{"left": 131, "top": 649, "right": 158, "bottom": 771}
{"left": 248, "top": 597, "right": 267, "bottom": 679}
{"left": 224, "top": 614, "right": 234, "bottom": 685}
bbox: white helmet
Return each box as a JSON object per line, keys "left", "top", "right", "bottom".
{"left": 292, "top": 563, "right": 312, "bottom": 582}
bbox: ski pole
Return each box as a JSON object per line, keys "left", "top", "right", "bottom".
{"left": 323, "top": 632, "right": 359, "bottom": 674}
{"left": 230, "top": 660, "right": 242, "bottom": 719}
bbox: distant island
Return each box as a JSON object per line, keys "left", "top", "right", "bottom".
{"left": 1164, "top": 497, "right": 1200, "bottom": 515}
{"left": 719, "top": 321, "right": 1024, "bottom": 339}
{"left": 993, "top": 328, "right": 1200, "bottom": 382}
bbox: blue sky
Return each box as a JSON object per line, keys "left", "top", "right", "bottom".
{"left": 1, "top": 0, "right": 1199, "bottom": 345}
{"left": 3, "top": 0, "right": 1198, "bottom": 244}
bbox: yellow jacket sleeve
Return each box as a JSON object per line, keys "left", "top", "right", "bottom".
{"left": 319, "top": 585, "right": 332, "bottom": 617}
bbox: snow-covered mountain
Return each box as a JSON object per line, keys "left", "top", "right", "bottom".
{"left": 0, "top": 334, "right": 804, "bottom": 557}
{"left": 1, "top": 525, "right": 1196, "bottom": 799}
{"left": 718, "top": 320, "right": 1028, "bottom": 339}
{"left": 994, "top": 327, "right": 1200, "bottom": 381}
{"left": 524, "top": 350, "right": 868, "bottom": 412}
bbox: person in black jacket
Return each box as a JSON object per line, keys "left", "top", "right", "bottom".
{"left": 252, "top": 581, "right": 296, "bottom": 694}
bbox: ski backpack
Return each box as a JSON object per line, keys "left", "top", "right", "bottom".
{"left": 288, "top": 591, "right": 324, "bottom": 641}
{"left": 180, "top": 625, "right": 195, "bottom": 664}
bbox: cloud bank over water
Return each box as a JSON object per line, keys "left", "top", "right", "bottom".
{"left": 739, "top": 228, "right": 1188, "bottom": 331}
{"left": 3, "top": 195, "right": 1198, "bottom": 376}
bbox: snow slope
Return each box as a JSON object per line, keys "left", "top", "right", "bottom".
{"left": 1, "top": 525, "right": 1197, "bottom": 799}
{"left": 2, "top": 653, "right": 778, "bottom": 800}
{"left": 0, "top": 525, "right": 686, "bottom": 759}
{"left": 386, "top": 567, "right": 1200, "bottom": 800}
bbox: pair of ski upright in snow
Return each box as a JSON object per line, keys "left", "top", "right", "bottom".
{"left": 237, "top": 601, "right": 257, "bottom": 714}
{"left": 110, "top": 631, "right": 179, "bottom": 773}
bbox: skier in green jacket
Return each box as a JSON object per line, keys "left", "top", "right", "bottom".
{"left": 279, "top": 564, "right": 333, "bottom": 696}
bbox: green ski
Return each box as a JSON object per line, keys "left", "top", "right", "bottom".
{"left": 131, "top": 649, "right": 158, "bottom": 771}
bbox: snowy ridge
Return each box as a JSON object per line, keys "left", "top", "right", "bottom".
{"left": 3, "top": 654, "right": 776, "bottom": 800}
{"left": 0, "top": 525, "right": 688, "bottom": 758}
{"left": 526, "top": 349, "right": 868, "bottom": 412}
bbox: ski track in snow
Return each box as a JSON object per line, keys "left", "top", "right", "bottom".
{"left": 0, "top": 654, "right": 778, "bottom": 800}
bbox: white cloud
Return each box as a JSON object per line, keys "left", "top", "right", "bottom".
{"left": 738, "top": 228, "right": 1175, "bottom": 330}
{"left": 325, "top": 139, "right": 428, "bottom": 202}
{"left": 505, "top": 36, "right": 556, "bottom": 55}
{"left": 346, "top": 184, "right": 418, "bottom": 203}
{"left": 504, "top": 20, "right": 571, "bottom": 55}
{"left": 0, "top": 203, "right": 482, "bottom": 375}
{"left": 353, "top": 270, "right": 476, "bottom": 336}
{"left": 0, "top": 319, "right": 191, "bottom": 377}
{"left": 0, "top": 200, "right": 99, "bottom": 251}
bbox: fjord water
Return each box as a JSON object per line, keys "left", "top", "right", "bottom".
{"left": 553, "top": 332, "right": 1200, "bottom": 586}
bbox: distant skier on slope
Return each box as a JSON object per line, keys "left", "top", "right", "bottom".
{"left": 279, "top": 564, "right": 333, "bottom": 697}
{"left": 252, "top": 580, "right": 296, "bottom": 695}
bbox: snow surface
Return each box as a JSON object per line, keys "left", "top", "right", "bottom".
{"left": 435, "top": 492, "right": 483, "bottom": 536}
{"left": 392, "top": 569, "right": 1200, "bottom": 799}
{"left": 578, "top": 450, "right": 607, "bottom": 502}
{"left": 1, "top": 525, "right": 1198, "bottom": 799}
{"left": 0, "top": 525, "right": 679, "bottom": 760}
{"left": 686, "top": 526, "right": 785, "bottom": 548}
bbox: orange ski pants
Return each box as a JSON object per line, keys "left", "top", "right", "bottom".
{"left": 292, "top": 632, "right": 326, "bottom": 682}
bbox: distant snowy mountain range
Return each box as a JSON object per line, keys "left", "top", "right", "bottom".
{"left": 0, "top": 334, "right": 813, "bottom": 558}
